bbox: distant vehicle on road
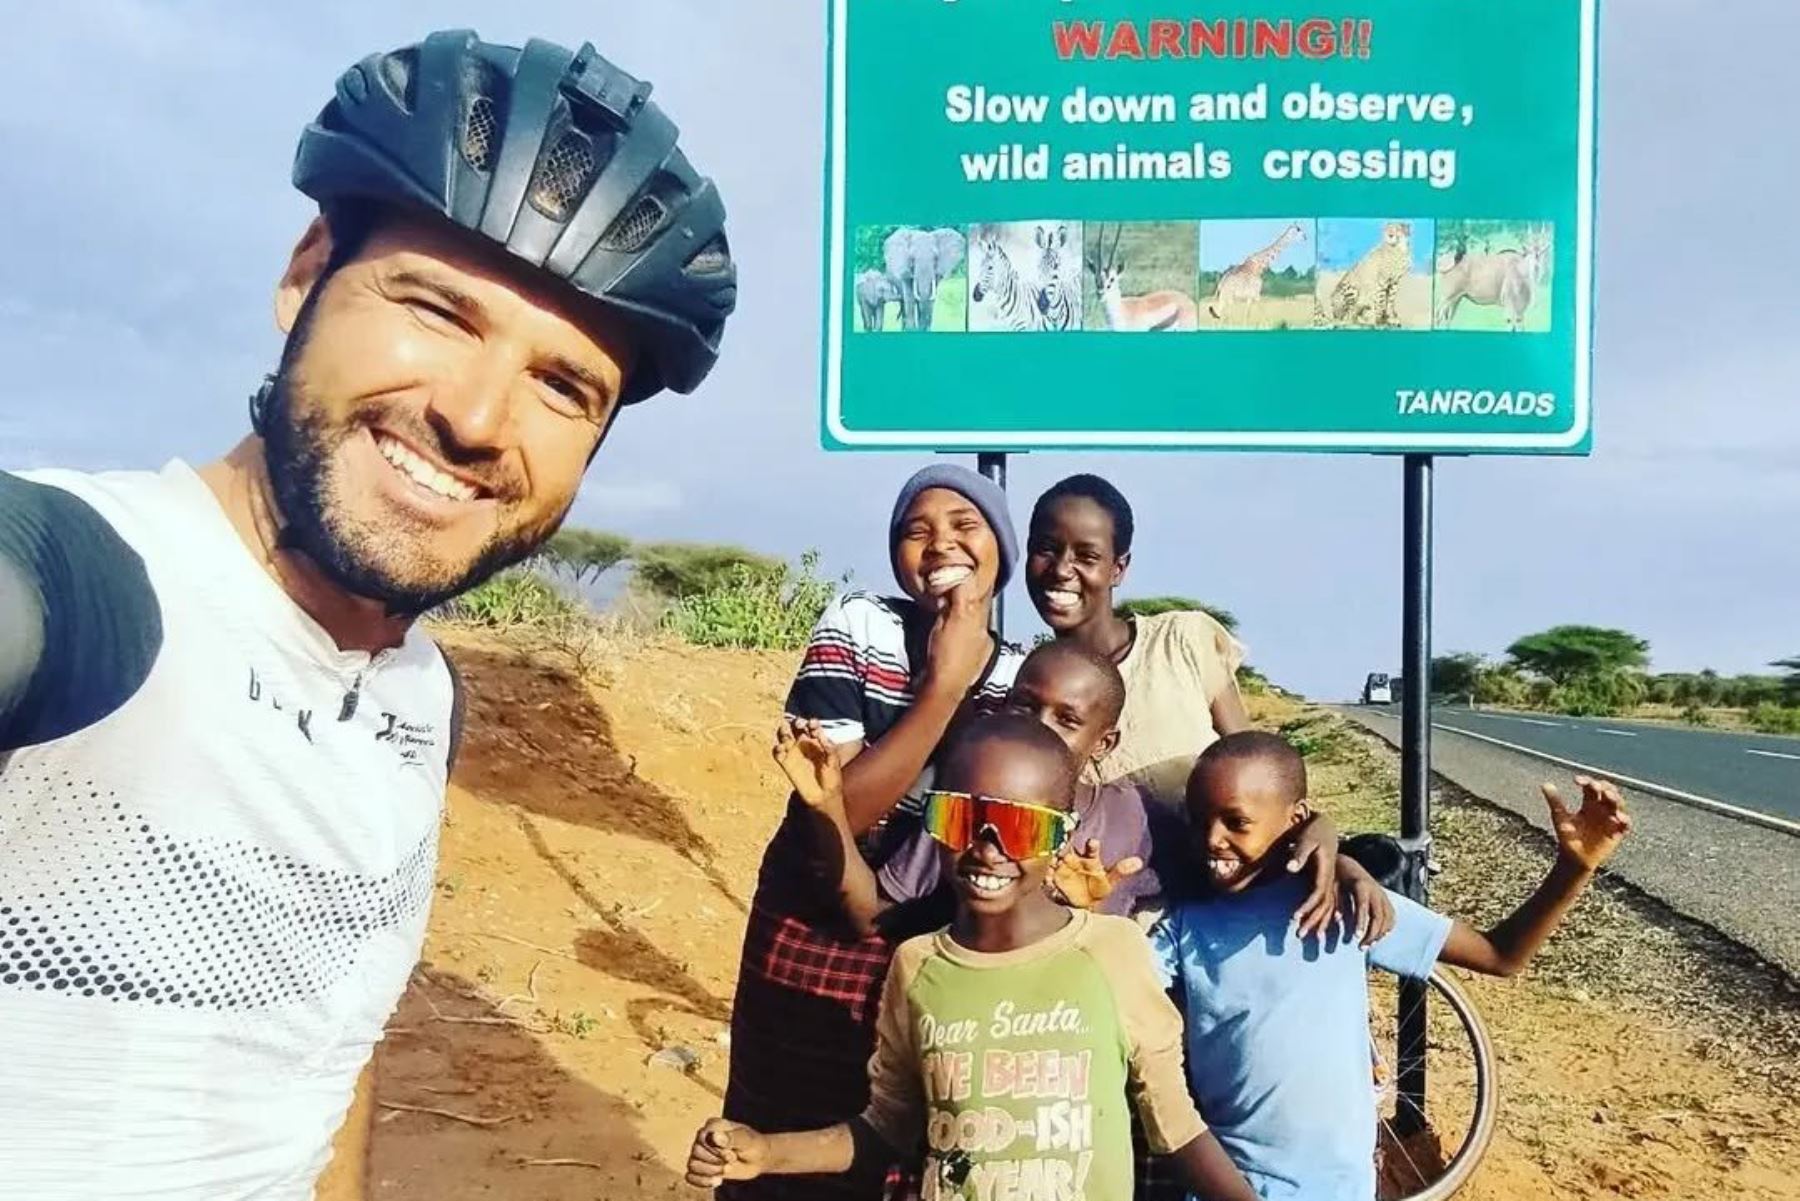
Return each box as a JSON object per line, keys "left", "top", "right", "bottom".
{"left": 1363, "top": 672, "right": 1393, "bottom": 704}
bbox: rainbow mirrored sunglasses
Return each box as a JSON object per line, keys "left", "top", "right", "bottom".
{"left": 920, "top": 790, "right": 1077, "bottom": 861}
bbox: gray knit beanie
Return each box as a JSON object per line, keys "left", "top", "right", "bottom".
{"left": 888, "top": 463, "right": 1019, "bottom": 589}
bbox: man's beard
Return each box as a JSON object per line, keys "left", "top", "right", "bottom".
{"left": 260, "top": 370, "right": 555, "bottom": 617}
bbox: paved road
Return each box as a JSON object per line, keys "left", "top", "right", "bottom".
{"left": 1342, "top": 707, "right": 1800, "bottom": 976}
{"left": 1360, "top": 704, "right": 1800, "bottom": 828}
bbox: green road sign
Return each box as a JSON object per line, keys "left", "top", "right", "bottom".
{"left": 821, "top": 0, "right": 1597, "bottom": 454}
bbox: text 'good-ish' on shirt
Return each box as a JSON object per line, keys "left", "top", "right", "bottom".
{"left": 862, "top": 909, "right": 1206, "bottom": 1201}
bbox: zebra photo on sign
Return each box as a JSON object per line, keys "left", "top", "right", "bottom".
{"left": 969, "top": 220, "right": 1083, "bottom": 333}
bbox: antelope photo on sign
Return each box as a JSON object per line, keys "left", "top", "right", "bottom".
{"left": 1434, "top": 220, "right": 1555, "bottom": 333}
{"left": 1082, "top": 221, "right": 1200, "bottom": 332}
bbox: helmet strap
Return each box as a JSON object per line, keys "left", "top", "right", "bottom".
{"left": 248, "top": 374, "right": 277, "bottom": 436}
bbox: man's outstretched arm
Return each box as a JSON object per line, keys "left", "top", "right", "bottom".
{"left": 0, "top": 471, "right": 162, "bottom": 753}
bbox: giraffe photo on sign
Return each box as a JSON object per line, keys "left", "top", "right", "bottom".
{"left": 1197, "top": 218, "right": 1317, "bottom": 330}
{"left": 968, "top": 220, "right": 1084, "bottom": 333}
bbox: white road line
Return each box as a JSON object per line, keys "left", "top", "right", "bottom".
{"left": 1746, "top": 749, "right": 1800, "bottom": 762}
{"left": 1462, "top": 712, "right": 1563, "bottom": 728}
{"left": 1595, "top": 729, "right": 1639, "bottom": 738}
{"left": 1427, "top": 723, "right": 1800, "bottom": 839}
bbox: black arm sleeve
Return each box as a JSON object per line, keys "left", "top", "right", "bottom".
{"left": 0, "top": 471, "right": 163, "bottom": 752}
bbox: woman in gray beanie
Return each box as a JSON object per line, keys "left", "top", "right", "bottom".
{"left": 720, "top": 463, "right": 1023, "bottom": 1201}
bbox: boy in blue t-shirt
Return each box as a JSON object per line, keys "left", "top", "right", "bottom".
{"left": 1151, "top": 731, "right": 1632, "bottom": 1201}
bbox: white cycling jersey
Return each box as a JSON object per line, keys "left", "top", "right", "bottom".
{"left": 0, "top": 459, "right": 454, "bottom": 1199}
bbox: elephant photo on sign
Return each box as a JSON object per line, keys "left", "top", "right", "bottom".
{"left": 850, "top": 225, "right": 968, "bottom": 332}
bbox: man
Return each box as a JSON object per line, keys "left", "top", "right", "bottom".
{"left": 0, "top": 29, "right": 734, "bottom": 1200}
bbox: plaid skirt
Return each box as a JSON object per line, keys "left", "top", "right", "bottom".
{"left": 721, "top": 800, "right": 923, "bottom": 1201}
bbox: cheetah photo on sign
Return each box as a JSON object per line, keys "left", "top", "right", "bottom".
{"left": 1314, "top": 218, "right": 1435, "bottom": 330}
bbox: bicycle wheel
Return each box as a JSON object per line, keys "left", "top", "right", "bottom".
{"left": 1367, "top": 968, "right": 1498, "bottom": 1201}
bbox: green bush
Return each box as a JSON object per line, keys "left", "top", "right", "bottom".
{"left": 1237, "top": 665, "right": 1271, "bottom": 696}
{"left": 1279, "top": 714, "right": 1349, "bottom": 761}
{"left": 1544, "top": 670, "right": 1645, "bottom": 717}
{"left": 1748, "top": 704, "right": 1800, "bottom": 736}
{"left": 1681, "top": 704, "right": 1712, "bottom": 727}
{"left": 439, "top": 569, "right": 580, "bottom": 629}
{"left": 1474, "top": 665, "right": 1532, "bottom": 708}
{"left": 662, "top": 550, "right": 845, "bottom": 651}
{"left": 1549, "top": 681, "right": 1618, "bottom": 717}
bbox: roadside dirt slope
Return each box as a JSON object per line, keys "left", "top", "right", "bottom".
{"left": 369, "top": 631, "right": 1799, "bottom": 1200}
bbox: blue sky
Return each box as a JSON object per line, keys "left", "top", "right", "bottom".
{"left": 1317, "top": 219, "right": 1435, "bottom": 275}
{"left": 1, "top": 1, "right": 1794, "bottom": 700}
{"left": 1201, "top": 219, "right": 1315, "bottom": 273}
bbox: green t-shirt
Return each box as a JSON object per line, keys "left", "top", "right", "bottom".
{"left": 861, "top": 909, "right": 1204, "bottom": 1201}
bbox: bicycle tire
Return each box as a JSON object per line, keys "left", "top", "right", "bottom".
{"left": 1374, "top": 968, "right": 1499, "bottom": 1201}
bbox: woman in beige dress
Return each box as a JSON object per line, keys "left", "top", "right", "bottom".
{"left": 1025, "top": 473, "right": 1250, "bottom": 814}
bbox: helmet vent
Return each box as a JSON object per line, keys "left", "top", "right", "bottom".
{"left": 462, "top": 94, "right": 500, "bottom": 173}
{"left": 378, "top": 50, "right": 418, "bottom": 112}
{"left": 529, "top": 128, "right": 599, "bottom": 222}
{"left": 685, "top": 236, "right": 731, "bottom": 276}
{"left": 599, "top": 194, "right": 668, "bottom": 252}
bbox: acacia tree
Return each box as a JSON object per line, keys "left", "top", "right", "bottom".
{"left": 1431, "top": 652, "right": 1486, "bottom": 699}
{"left": 1505, "top": 626, "right": 1649, "bottom": 684}
{"left": 633, "top": 541, "right": 785, "bottom": 601}
{"left": 541, "top": 528, "right": 633, "bottom": 586}
{"left": 1775, "top": 656, "right": 1800, "bottom": 704}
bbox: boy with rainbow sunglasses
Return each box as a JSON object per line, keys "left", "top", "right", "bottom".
{"left": 826, "top": 639, "right": 1393, "bottom": 941}
{"left": 687, "top": 712, "right": 1262, "bottom": 1201}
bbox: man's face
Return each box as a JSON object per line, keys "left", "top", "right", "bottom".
{"left": 264, "top": 212, "right": 637, "bottom": 612}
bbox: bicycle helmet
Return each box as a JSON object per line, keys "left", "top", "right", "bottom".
{"left": 291, "top": 29, "right": 735, "bottom": 405}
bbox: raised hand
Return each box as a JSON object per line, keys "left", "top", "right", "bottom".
{"left": 773, "top": 718, "right": 844, "bottom": 812}
{"left": 686, "top": 1118, "right": 767, "bottom": 1188}
{"left": 1284, "top": 811, "right": 1340, "bottom": 940}
{"left": 1544, "top": 776, "right": 1632, "bottom": 872}
{"left": 1050, "top": 838, "right": 1144, "bottom": 911}
{"left": 1336, "top": 857, "right": 1395, "bottom": 949}
{"left": 925, "top": 577, "right": 994, "bottom": 698}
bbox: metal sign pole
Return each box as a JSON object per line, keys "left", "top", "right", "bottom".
{"left": 1396, "top": 453, "right": 1435, "bottom": 1135}
{"left": 976, "top": 451, "right": 1008, "bottom": 638}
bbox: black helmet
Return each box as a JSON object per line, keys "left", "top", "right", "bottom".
{"left": 292, "top": 29, "right": 736, "bottom": 405}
